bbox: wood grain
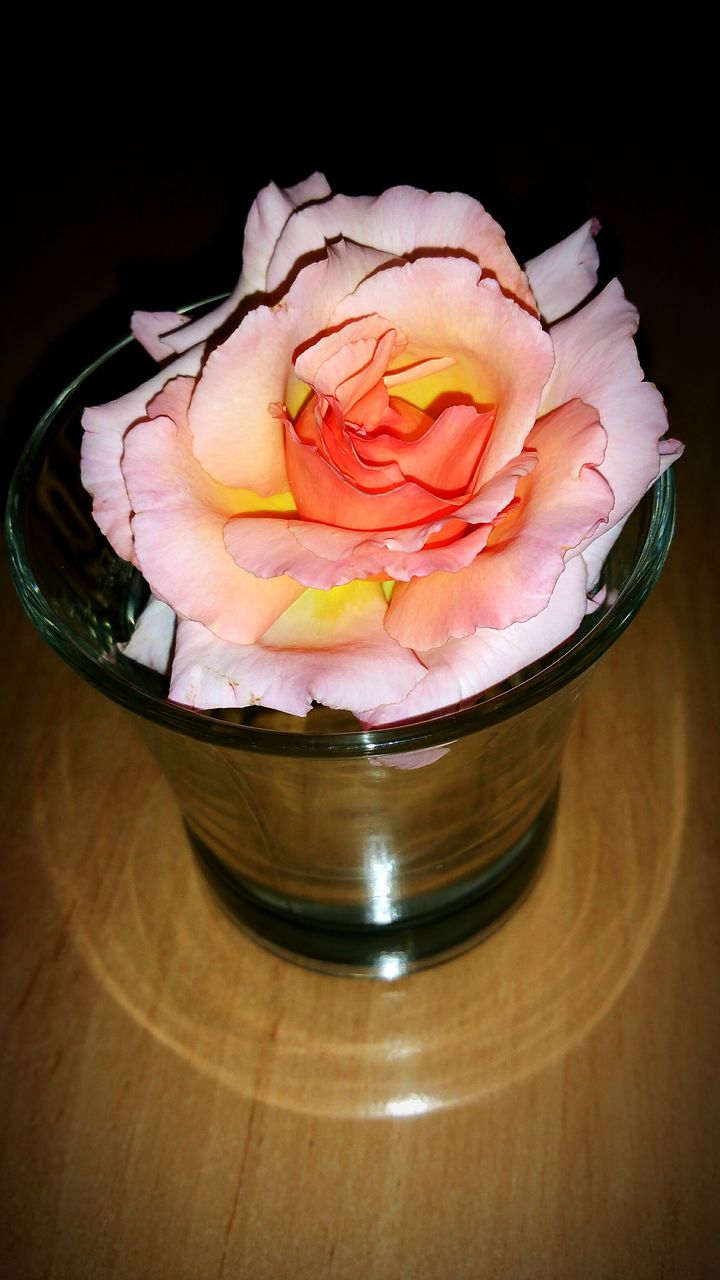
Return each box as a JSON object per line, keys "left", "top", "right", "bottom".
{"left": 1, "top": 125, "right": 718, "bottom": 1279}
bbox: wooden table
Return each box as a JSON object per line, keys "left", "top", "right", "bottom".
{"left": 1, "top": 124, "right": 718, "bottom": 1278}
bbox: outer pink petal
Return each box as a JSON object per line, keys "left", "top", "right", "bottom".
{"left": 130, "top": 311, "right": 190, "bottom": 360}
{"left": 189, "top": 239, "right": 394, "bottom": 492}
{"left": 223, "top": 453, "right": 534, "bottom": 588}
{"left": 266, "top": 186, "right": 535, "bottom": 309}
{"left": 241, "top": 172, "right": 332, "bottom": 294}
{"left": 169, "top": 583, "right": 426, "bottom": 717}
{"left": 330, "top": 260, "right": 554, "bottom": 485}
{"left": 139, "top": 173, "right": 332, "bottom": 360}
{"left": 580, "top": 515, "right": 629, "bottom": 592}
{"left": 80, "top": 346, "right": 204, "bottom": 562}
{"left": 541, "top": 279, "right": 674, "bottom": 525}
{"left": 524, "top": 220, "right": 600, "bottom": 323}
{"left": 361, "top": 556, "right": 590, "bottom": 727}
{"left": 121, "top": 595, "right": 176, "bottom": 674}
{"left": 580, "top": 432, "right": 683, "bottom": 589}
{"left": 386, "top": 400, "right": 613, "bottom": 650}
{"left": 144, "top": 373, "right": 196, "bottom": 423}
{"left": 658, "top": 437, "right": 684, "bottom": 466}
{"left": 122, "top": 413, "right": 303, "bottom": 644}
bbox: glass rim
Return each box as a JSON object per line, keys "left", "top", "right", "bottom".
{"left": 5, "top": 300, "right": 676, "bottom": 758}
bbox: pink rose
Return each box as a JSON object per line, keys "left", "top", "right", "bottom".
{"left": 81, "top": 174, "right": 682, "bottom": 726}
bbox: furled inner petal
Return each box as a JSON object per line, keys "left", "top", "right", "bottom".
{"left": 295, "top": 313, "right": 407, "bottom": 408}
{"left": 284, "top": 414, "right": 477, "bottom": 531}
{"left": 188, "top": 240, "right": 397, "bottom": 491}
{"left": 282, "top": 268, "right": 539, "bottom": 532}
{"left": 309, "top": 328, "right": 403, "bottom": 457}
{"left": 223, "top": 452, "right": 535, "bottom": 589}
{"left": 169, "top": 581, "right": 427, "bottom": 718}
{"left": 355, "top": 405, "right": 496, "bottom": 493}
{"left": 293, "top": 390, "right": 407, "bottom": 490}
{"left": 320, "top": 330, "right": 399, "bottom": 419}
{"left": 328, "top": 257, "right": 554, "bottom": 483}
{"left": 384, "top": 354, "right": 456, "bottom": 388}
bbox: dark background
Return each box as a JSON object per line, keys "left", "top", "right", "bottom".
{"left": 2, "top": 102, "right": 716, "bottom": 497}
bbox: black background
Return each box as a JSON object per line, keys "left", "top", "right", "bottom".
{"left": 3, "top": 96, "right": 716, "bottom": 487}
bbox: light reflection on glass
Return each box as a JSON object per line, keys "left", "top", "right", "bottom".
{"left": 366, "top": 847, "right": 399, "bottom": 925}
{"left": 376, "top": 952, "right": 408, "bottom": 981}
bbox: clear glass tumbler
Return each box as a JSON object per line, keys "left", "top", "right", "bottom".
{"left": 5, "top": 315, "right": 676, "bottom": 976}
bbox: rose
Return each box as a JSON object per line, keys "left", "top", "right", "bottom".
{"left": 81, "top": 173, "right": 682, "bottom": 727}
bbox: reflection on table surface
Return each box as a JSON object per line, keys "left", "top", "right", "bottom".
{"left": 21, "top": 588, "right": 686, "bottom": 1119}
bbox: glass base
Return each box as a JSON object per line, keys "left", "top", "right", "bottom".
{"left": 187, "top": 790, "right": 557, "bottom": 978}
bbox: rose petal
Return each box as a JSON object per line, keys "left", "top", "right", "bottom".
{"left": 122, "top": 405, "right": 303, "bottom": 644}
{"left": 224, "top": 452, "right": 534, "bottom": 588}
{"left": 300, "top": 323, "right": 403, "bottom": 472}
{"left": 288, "top": 386, "right": 425, "bottom": 506}
{"left": 580, "top": 432, "right": 683, "bottom": 589}
{"left": 580, "top": 515, "right": 629, "bottom": 591}
{"left": 189, "top": 239, "right": 395, "bottom": 491}
{"left": 524, "top": 219, "right": 600, "bottom": 323}
{"left": 144, "top": 373, "right": 196, "bottom": 423}
{"left": 80, "top": 346, "right": 204, "bottom": 561}
{"left": 384, "top": 354, "right": 457, "bottom": 388}
{"left": 370, "top": 745, "right": 450, "bottom": 771}
{"left": 541, "top": 279, "right": 672, "bottom": 526}
{"left": 284, "top": 418, "right": 469, "bottom": 530}
{"left": 169, "top": 581, "right": 426, "bottom": 717}
{"left": 385, "top": 399, "right": 613, "bottom": 650}
{"left": 357, "top": 405, "right": 496, "bottom": 493}
{"left": 330, "top": 259, "right": 554, "bottom": 483}
{"left": 266, "top": 186, "right": 536, "bottom": 309}
{"left": 121, "top": 595, "right": 176, "bottom": 674}
{"left": 225, "top": 515, "right": 495, "bottom": 588}
{"left": 287, "top": 400, "right": 497, "bottom": 525}
{"left": 362, "top": 556, "right": 590, "bottom": 727}
{"left": 659, "top": 437, "right": 684, "bottom": 464}
{"left": 136, "top": 173, "right": 332, "bottom": 360}
{"left": 242, "top": 172, "right": 332, "bottom": 294}
{"left": 130, "top": 311, "right": 190, "bottom": 360}
{"left": 294, "top": 313, "right": 405, "bottom": 410}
